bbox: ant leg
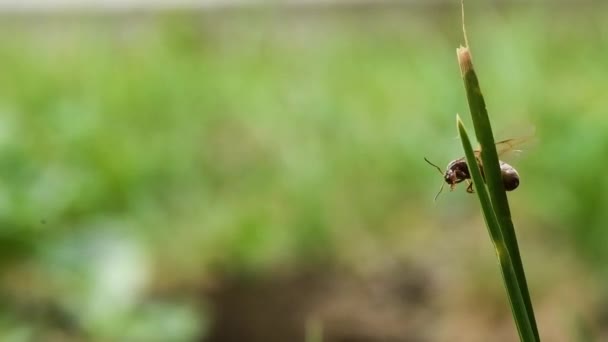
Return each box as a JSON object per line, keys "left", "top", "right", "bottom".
{"left": 466, "top": 180, "right": 475, "bottom": 193}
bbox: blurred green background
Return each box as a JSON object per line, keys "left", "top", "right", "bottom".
{"left": 0, "top": 1, "right": 607, "bottom": 341}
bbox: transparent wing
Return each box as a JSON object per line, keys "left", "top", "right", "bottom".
{"left": 495, "top": 136, "right": 533, "bottom": 156}
{"left": 473, "top": 136, "right": 535, "bottom": 158}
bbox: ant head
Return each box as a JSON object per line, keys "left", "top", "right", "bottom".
{"left": 444, "top": 168, "right": 455, "bottom": 184}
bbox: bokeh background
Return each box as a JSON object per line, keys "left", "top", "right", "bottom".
{"left": 0, "top": 1, "right": 606, "bottom": 341}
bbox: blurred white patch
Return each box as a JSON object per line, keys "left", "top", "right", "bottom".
{"left": 86, "top": 232, "right": 149, "bottom": 321}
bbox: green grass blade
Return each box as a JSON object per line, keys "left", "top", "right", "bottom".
{"left": 457, "top": 46, "right": 540, "bottom": 341}
{"left": 457, "top": 116, "right": 536, "bottom": 342}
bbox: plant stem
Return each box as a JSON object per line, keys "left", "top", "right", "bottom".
{"left": 457, "top": 116, "right": 536, "bottom": 342}
{"left": 457, "top": 46, "right": 540, "bottom": 341}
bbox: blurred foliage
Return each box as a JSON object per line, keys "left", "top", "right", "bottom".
{"left": 0, "top": 3, "right": 605, "bottom": 340}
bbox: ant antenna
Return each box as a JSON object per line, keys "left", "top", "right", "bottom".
{"left": 424, "top": 157, "right": 446, "bottom": 202}
{"left": 424, "top": 157, "right": 444, "bottom": 176}
{"left": 434, "top": 182, "right": 445, "bottom": 202}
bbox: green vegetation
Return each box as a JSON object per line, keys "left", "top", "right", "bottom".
{"left": 457, "top": 35, "right": 538, "bottom": 339}
{"left": 458, "top": 116, "right": 537, "bottom": 340}
{"left": 0, "top": 5, "right": 605, "bottom": 340}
